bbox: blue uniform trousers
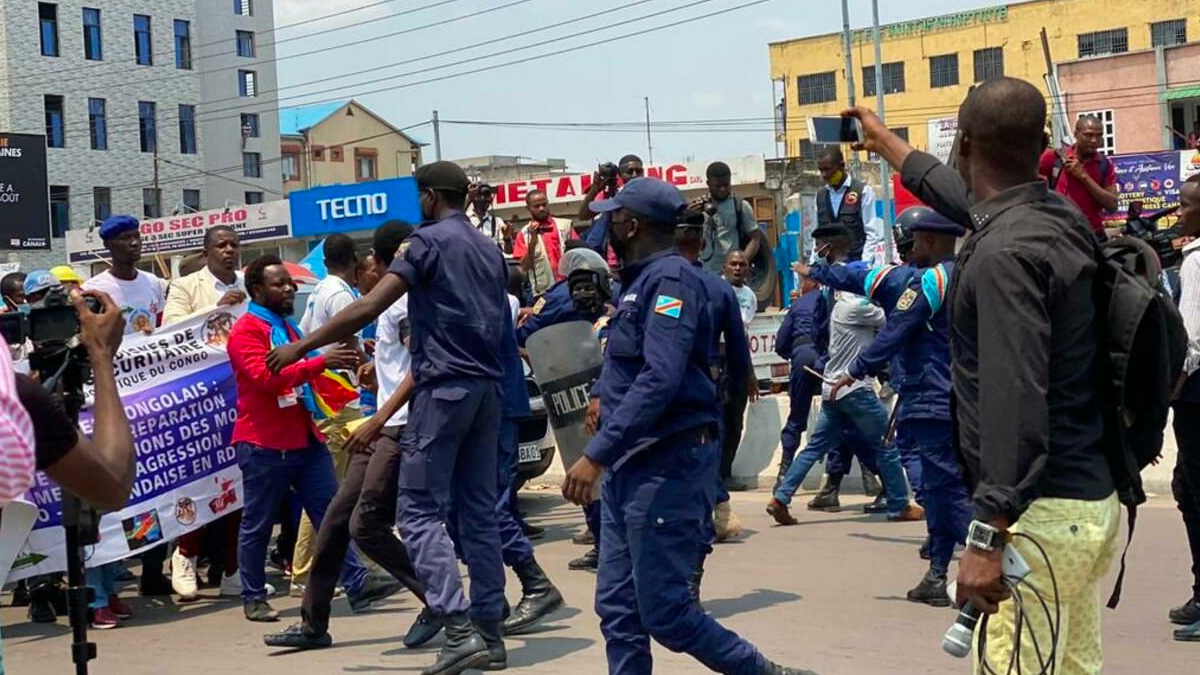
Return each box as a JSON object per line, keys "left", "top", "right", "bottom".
{"left": 893, "top": 419, "right": 926, "bottom": 506}
{"left": 779, "top": 349, "right": 822, "bottom": 466}
{"left": 773, "top": 389, "right": 910, "bottom": 515}
{"left": 596, "top": 432, "right": 764, "bottom": 675}
{"left": 396, "top": 379, "right": 506, "bottom": 622}
{"left": 904, "top": 419, "right": 970, "bottom": 571}
{"left": 237, "top": 438, "right": 368, "bottom": 602}
{"left": 584, "top": 501, "right": 603, "bottom": 544}
{"left": 448, "top": 419, "right": 535, "bottom": 568}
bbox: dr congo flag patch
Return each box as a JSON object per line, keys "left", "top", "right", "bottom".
{"left": 654, "top": 294, "right": 683, "bottom": 319}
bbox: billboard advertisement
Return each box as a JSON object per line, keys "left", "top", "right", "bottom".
{"left": 0, "top": 133, "right": 50, "bottom": 250}
{"left": 288, "top": 176, "right": 421, "bottom": 237}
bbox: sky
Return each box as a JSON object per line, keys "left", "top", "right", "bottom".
{"left": 271, "top": 0, "right": 1012, "bottom": 170}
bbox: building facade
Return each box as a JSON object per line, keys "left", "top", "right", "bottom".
{"left": 279, "top": 100, "right": 423, "bottom": 196}
{"left": 768, "top": 0, "right": 1200, "bottom": 160}
{"left": 0, "top": 0, "right": 282, "bottom": 270}
{"left": 452, "top": 155, "right": 570, "bottom": 185}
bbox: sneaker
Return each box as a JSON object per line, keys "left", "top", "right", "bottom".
{"left": 887, "top": 505, "right": 926, "bottom": 522}
{"left": 1170, "top": 597, "right": 1200, "bottom": 625}
{"left": 244, "top": 599, "right": 279, "bottom": 622}
{"left": 172, "top": 549, "right": 199, "bottom": 601}
{"left": 1175, "top": 619, "right": 1200, "bottom": 642}
{"left": 90, "top": 606, "right": 120, "bottom": 630}
{"left": 766, "top": 498, "right": 799, "bottom": 526}
{"left": 264, "top": 622, "right": 332, "bottom": 650}
{"left": 108, "top": 595, "right": 134, "bottom": 619}
{"left": 906, "top": 569, "right": 952, "bottom": 608}
{"left": 572, "top": 530, "right": 595, "bottom": 546}
{"left": 220, "top": 574, "right": 274, "bottom": 597}
{"left": 404, "top": 607, "right": 445, "bottom": 649}
{"left": 288, "top": 582, "right": 306, "bottom": 598}
{"left": 714, "top": 501, "right": 744, "bottom": 542}
{"left": 348, "top": 577, "right": 403, "bottom": 614}
{"left": 568, "top": 547, "right": 599, "bottom": 571}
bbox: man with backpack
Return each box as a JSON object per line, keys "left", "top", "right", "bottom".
{"left": 1038, "top": 115, "right": 1118, "bottom": 242}
{"left": 1171, "top": 173, "right": 1200, "bottom": 642}
{"left": 847, "top": 77, "right": 1124, "bottom": 673}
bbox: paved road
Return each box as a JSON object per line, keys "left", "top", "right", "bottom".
{"left": 2, "top": 489, "right": 1194, "bottom": 674}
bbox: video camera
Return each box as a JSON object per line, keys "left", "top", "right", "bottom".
{"left": 0, "top": 286, "right": 100, "bottom": 347}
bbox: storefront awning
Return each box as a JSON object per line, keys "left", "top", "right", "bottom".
{"left": 1163, "top": 86, "right": 1200, "bottom": 101}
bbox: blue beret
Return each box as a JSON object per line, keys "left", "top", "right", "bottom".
{"left": 99, "top": 214, "right": 140, "bottom": 240}
{"left": 909, "top": 210, "right": 966, "bottom": 237}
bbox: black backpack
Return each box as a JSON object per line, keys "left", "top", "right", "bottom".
{"left": 1092, "top": 234, "right": 1188, "bottom": 608}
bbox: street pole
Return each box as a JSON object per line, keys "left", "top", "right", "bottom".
{"left": 153, "top": 145, "right": 160, "bottom": 217}
{"left": 840, "top": 0, "right": 860, "bottom": 175}
{"left": 872, "top": 0, "right": 894, "bottom": 262}
{"left": 432, "top": 110, "right": 442, "bottom": 161}
{"left": 644, "top": 96, "right": 654, "bottom": 165}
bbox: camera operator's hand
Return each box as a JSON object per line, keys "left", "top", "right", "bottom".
{"left": 217, "top": 289, "right": 247, "bottom": 307}
{"left": 71, "top": 289, "right": 125, "bottom": 357}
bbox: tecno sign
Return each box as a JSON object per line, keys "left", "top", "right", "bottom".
{"left": 317, "top": 193, "right": 388, "bottom": 220}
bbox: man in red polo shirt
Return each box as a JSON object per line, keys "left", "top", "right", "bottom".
{"left": 227, "top": 254, "right": 366, "bottom": 622}
{"left": 1039, "top": 115, "right": 1118, "bottom": 240}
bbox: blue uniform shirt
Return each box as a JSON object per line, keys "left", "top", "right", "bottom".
{"left": 693, "top": 261, "right": 751, "bottom": 387}
{"left": 388, "top": 212, "right": 509, "bottom": 387}
{"left": 517, "top": 280, "right": 578, "bottom": 347}
{"left": 584, "top": 250, "right": 718, "bottom": 471}
{"left": 775, "top": 287, "right": 825, "bottom": 367}
{"left": 500, "top": 309, "right": 532, "bottom": 419}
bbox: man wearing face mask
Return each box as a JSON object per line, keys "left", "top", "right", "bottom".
{"left": 815, "top": 147, "right": 889, "bottom": 266}
{"left": 561, "top": 177, "right": 814, "bottom": 675}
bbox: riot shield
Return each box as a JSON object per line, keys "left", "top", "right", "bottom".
{"left": 525, "top": 321, "right": 604, "bottom": 496}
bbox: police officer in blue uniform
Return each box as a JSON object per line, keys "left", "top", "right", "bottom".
{"left": 267, "top": 161, "right": 511, "bottom": 675}
{"left": 561, "top": 177, "right": 814, "bottom": 675}
{"left": 800, "top": 207, "right": 970, "bottom": 606}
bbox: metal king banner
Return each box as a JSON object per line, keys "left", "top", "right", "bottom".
{"left": 8, "top": 305, "right": 246, "bottom": 582}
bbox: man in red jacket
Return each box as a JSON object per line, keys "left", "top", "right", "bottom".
{"left": 227, "top": 254, "right": 363, "bottom": 622}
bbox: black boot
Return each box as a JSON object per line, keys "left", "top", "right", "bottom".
{"left": 918, "top": 537, "right": 932, "bottom": 561}
{"left": 503, "top": 557, "right": 564, "bottom": 635}
{"left": 473, "top": 619, "right": 507, "bottom": 671}
{"left": 421, "top": 613, "right": 489, "bottom": 675}
{"left": 862, "top": 492, "right": 888, "bottom": 514}
{"left": 906, "top": 568, "right": 952, "bottom": 608}
{"left": 806, "top": 481, "right": 841, "bottom": 512}
{"left": 27, "top": 583, "right": 58, "bottom": 624}
{"left": 760, "top": 657, "right": 820, "bottom": 675}
{"left": 568, "top": 547, "right": 598, "bottom": 571}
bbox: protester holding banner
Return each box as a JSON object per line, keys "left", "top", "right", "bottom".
{"left": 227, "top": 254, "right": 366, "bottom": 623}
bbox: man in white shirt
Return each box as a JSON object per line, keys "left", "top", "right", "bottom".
{"left": 83, "top": 216, "right": 167, "bottom": 336}
{"left": 163, "top": 226, "right": 246, "bottom": 326}
{"left": 81, "top": 214, "right": 173, "bottom": 598}
{"left": 815, "top": 147, "right": 891, "bottom": 267}
{"left": 724, "top": 250, "right": 758, "bottom": 326}
{"left": 292, "top": 233, "right": 367, "bottom": 595}
{"left": 467, "top": 182, "right": 508, "bottom": 250}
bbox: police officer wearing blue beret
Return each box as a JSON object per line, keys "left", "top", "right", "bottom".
{"left": 561, "top": 177, "right": 814, "bottom": 675}
{"left": 799, "top": 206, "right": 970, "bottom": 606}
{"left": 267, "top": 161, "right": 511, "bottom": 675}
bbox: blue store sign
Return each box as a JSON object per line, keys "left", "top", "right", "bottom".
{"left": 289, "top": 177, "right": 421, "bottom": 236}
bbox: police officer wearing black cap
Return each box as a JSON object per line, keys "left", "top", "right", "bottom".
{"left": 267, "top": 161, "right": 511, "bottom": 675}
{"left": 561, "top": 177, "right": 814, "bottom": 675}
{"left": 799, "top": 206, "right": 970, "bottom": 606}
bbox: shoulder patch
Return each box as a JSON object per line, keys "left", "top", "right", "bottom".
{"left": 920, "top": 264, "right": 949, "bottom": 315}
{"left": 654, "top": 294, "right": 683, "bottom": 319}
{"left": 845, "top": 191, "right": 859, "bottom": 206}
{"left": 531, "top": 297, "right": 546, "bottom": 315}
{"left": 896, "top": 288, "right": 918, "bottom": 312}
{"left": 398, "top": 240, "right": 413, "bottom": 256}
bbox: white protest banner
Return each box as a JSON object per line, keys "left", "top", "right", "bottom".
{"left": 9, "top": 305, "right": 245, "bottom": 582}
{"left": 65, "top": 201, "right": 291, "bottom": 265}
{"left": 926, "top": 117, "right": 958, "bottom": 164}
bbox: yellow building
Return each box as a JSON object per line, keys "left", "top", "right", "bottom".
{"left": 768, "top": 0, "right": 1199, "bottom": 159}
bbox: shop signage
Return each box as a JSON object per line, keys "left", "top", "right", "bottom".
{"left": 0, "top": 133, "right": 50, "bottom": 250}
{"left": 289, "top": 177, "right": 420, "bottom": 236}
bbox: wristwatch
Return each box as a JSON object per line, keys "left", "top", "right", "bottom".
{"left": 966, "top": 520, "right": 1009, "bottom": 552}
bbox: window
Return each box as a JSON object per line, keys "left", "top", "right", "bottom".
{"left": 238, "top": 70, "right": 257, "bottom": 97}
{"left": 174, "top": 20, "right": 192, "bottom": 69}
{"left": 236, "top": 31, "right": 255, "bottom": 57}
{"left": 235, "top": 0, "right": 253, "bottom": 16}
{"left": 39, "top": 4, "right": 59, "bottom": 57}
{"left": 244, "top": 191, "right": 263, "bottom": 205}
{"left": 1077, "top": 109, "right": 1116, "bottom": 155}
{"left": 138, "top": 101, "right": 157, "bottom": 153}
{"left": 891, "top": 127, "right": 909, "bottom": 142}
{"left": 973, "top": 47, "right": 1004, "bottom": 82}
{"left": 330, "top": 146, "right": 344, "bottom": 162}
{"left": 1151, "top": 19, "right": 1187, "bottom": 48}
{"left": 1078, "top": 28, "right": 1128, "bottom": 58}
{"left": 44, "top": 95, "right": 65, "bottom": 148}
{"left": 93, "top": 187, "right": 111, "bottom": 223}
{"left": 355, "top": 152, "right": 377, "bottom": 181}
{"left": 134, "top": 15, "right": 152, "bottom": 66}
{"left": 88, "top": 98, "right": 107, "bottom": 150}
{"left": 50, "top": 186, "right": 69, "bottom": 238}
{"left": 241, "top": 113, "right": 260, "bottom": 138}
{"left": 798, "top": 139, "right": 820, "bottom": 161}
{"left": 178, "top": 105, "right": 197, "bottom": 154}
{"left": 312, "top": 146, "right": 325, "bottom": 161}
{"left": 82, "top": 8, "right": 102, "bottom": 60}
{"left": 797, "top": 72, "right": 837, "bottom": 105}
{"left": 281, "top": 152, "right": 299, "bottom": 181}
{"left": 243, "top": 152, "right": 262, "bottom": 178}
{"left": 143, "top": 188, "right": 162, "bottom": 219}
{"left": 182, "top": 189, "right": 201, "bottom": 213}
{"left": 863, "top": 62, "right": 905, "bottom": 96}
{"left": 929, "top": 54, "right": 959, "bottom": 88}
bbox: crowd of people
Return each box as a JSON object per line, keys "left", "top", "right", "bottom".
{"left": 1, "top": 73, "right": 1199, "bottom": 675}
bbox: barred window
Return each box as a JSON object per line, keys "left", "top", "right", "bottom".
{"left": 1078, "top": 28, "right": 1128, "bottom": 58}
{"left": 1150, "top": 19, "right": 1187, "bottom": 48}
{"left": 863, "top": 62, "right": 905, "bottom": 97}
{"left": 929, "top": 54, "right": 959, "bottom": 88}
{"left": 973, "top": 47, "right": 1004, "bottom": 82}
{"left": 797, "top": 72, "right": 836, "bottom": 105}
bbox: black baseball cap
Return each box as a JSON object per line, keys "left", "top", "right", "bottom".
{"left": 415, "top": 161, "right": 470, "bottom": 193}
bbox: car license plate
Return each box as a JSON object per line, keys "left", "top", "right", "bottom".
{"left": 771, "top": 363, "right": 790, "bottom": 378}
{"left": 518, "top": 444, "right": 541, "bottom": 463}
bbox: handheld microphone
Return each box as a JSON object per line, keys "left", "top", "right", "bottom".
{"left": 942, "top": 602, "right": 981, "bottom": 658}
